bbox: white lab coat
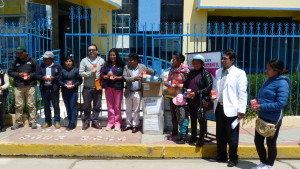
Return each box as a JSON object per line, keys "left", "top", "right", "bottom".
{"left": 213, "top": 65, "right": 248, "bottom": 117}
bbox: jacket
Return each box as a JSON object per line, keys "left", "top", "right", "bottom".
{"left": 36, "top": 62, "right": 62, "bottom": 92}
{"left": 213, "top": 65, "right": 248, "bottom": 117}
{"left": 79, "top": 57, "right": 105, "bottom": 88}
{"left": 184, "top": 67, "right": 213, "bottom": 101}
{"left": 165, "top": 63, "right": 190, "bottom": 98}
{"left": 258, "top": 75, "right": 289, "bottom": 121}
{"left": 58, "top": 67, "right": 83, "bottom": 93}
{"left": 123, "top": 64, "right": 155, "bottom": 98}
{"left": 101, "top": 62, "right": 124, "bottom": 90}
{"left": 8, "top": 56, "right": 39, "bottom": 87}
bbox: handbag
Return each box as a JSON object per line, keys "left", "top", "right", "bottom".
{"left": 95, "top": 78, "right": 102, "bottom": 90}
{"left": 255, "top": 111, "right": 282, "bottom": 137}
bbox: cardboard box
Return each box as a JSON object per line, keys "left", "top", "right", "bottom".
{"left": 142, "top": 97, "right": 164, "bottom": 115}
{"left": 143, "top": 114, "right": 164, "bottom": 135}
{"left": 142, "top": 82, "right": 162, "bottom": 97}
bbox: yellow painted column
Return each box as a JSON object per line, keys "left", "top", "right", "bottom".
{"left": 183, "top": 0, "right": 207, "bottom": 55}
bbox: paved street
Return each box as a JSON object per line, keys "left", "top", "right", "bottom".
{"left": 0, "top": 158, "right": 299, "bottom": 169}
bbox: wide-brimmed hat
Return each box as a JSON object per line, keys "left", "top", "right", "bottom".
{"left": 42, "top": 51, "right": 54, "bottom": 59}
{"left": 172, "top": 93, "right": 187, "bottom": 106}
{"left": 189, "top": 54, "right": 205, "bottom": 65}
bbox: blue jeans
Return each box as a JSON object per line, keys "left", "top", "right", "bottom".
{"left": 62, "top": 92, "right": 78, "bottom": 124}
{"left": 42, "top": 89, "right": 60, "bottom": 123}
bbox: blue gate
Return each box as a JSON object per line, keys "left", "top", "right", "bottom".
{"left": 66, "top": 7, "right": 300, "bottom": 115}
{"left": 0, "top": 16, "right": 55, "bottom": 113}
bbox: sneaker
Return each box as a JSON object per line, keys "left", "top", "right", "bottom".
{"left": 114, "top": 126, "right": 121, "bottom": 131}
{"left": 251, "top": 163, "right": 266, "bottom": 169}
{"left": 11, "top": 123, "right": 23, "bottom": 130}
{"left": 42, "top": 122, "right": 52, "bottom": 129}
{"left": 31, "top": 123, "right": 37, "bottom": 129}
{"left": 54, "top": 122, "right": 61, "bottom": 129}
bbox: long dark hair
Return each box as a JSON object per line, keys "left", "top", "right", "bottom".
{"left": 268, "top": 59, "right": 284, "bottom": 75}
{"left": 107, "top": 48, "right": 125, "bottom": 68}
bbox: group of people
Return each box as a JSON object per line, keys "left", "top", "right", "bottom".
{"left": 165, "top": 50, "right": 289, "bottom": 169}
{"left": 0, "top": 45, "right": 289, "bottom": 169}
{"left": 0, "top": 44, "right": 154, "bottom": 134}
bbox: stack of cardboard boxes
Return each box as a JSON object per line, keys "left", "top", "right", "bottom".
{"left": 142, "top": 82, "right": 164, "bottom": 134}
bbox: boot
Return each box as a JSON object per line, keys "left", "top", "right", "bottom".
{"left": 176, "top": 134, "right": 187, "bottom": 144}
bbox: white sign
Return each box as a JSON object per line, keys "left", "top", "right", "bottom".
{"left": 144, "top": 117, "right": 159, "bottom": 131}
{"left": 186, "top": 51, "right": 221, "bottom": 79}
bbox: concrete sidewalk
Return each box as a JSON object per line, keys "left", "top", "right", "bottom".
{"left": 0, "top": 122, "right": 299, "bottom": 158}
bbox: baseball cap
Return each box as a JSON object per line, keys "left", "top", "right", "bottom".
{"left": 189, "top": 54, "right": 205, "bottom": 64}
{"left": 42, "top": 51, "right": 54, "bottom": 59}
{"left": 16, "top": 46, "right": 26, "bottom": 53}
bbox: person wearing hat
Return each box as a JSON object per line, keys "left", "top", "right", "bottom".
{"left": 172, "top": 93, "right": 190, "bottom": 144}
{"left": 36, "top": 51, "right": 62, "bottom": 129}
{"left": 8, "top": 46, "right": 39, "bottom": 130}
{"left": 184, "top": 54, "right": 213, "bottom": 146}
{"left": 212, "top": 49, "right": 247, "bottom": 167}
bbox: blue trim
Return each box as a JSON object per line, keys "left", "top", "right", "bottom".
{"left": 197, "top": 6, "right": 300, "bottom": 10}
{"left": 198, "top": 0, "right": 201, "bottom": 9}
{"left": 103, "top": 0, "right": 122, "bottom": 8}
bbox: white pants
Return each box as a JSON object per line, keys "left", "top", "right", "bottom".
{"left": 125, "top": 91, "right": 141, "bottom": 127}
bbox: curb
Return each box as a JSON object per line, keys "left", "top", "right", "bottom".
{"left": 0, "top": 144, "right": 299, "bottom": 158}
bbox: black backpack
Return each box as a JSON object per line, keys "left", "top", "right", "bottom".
{"left": 0, "top": 70, "right": 9, "bottom": 97}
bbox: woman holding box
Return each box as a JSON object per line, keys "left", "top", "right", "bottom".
{"left": 251, "top": 59, "right": 289, "bottom": 169}
{"left": 101, "top": 48, "right": 125, "bottom": 131}
{"left": 164, "top": 53, "right": 190, "bottom": 139}
{"left": 184, "top": 55, "right": 213, "bottom": 146}
{"left": 59, "top": 56, "right": 82, "bottom": 131}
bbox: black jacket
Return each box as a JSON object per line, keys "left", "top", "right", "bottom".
{"left": 101, "top": 63, "right": 124, "bottom": 90}
{"left": 36, "top": 62, "right": 62, "bottom": 92}
{"left": 8, "top": 56, "right": 39, "bottom": 87}
{"left": 184, "top": 67, "right": 213, "bottom": 102}
{"left": 58, "top": 67, "right": 82, "bottom": 93}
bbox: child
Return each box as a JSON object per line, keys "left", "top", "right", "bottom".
{"left": 172, "top": 93, "right": 189, "bottom": 144}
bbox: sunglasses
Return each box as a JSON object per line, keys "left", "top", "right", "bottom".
{"left": 221, "top": 57, "right": 229, "bottom": 60}
{"left": 88, "top": 49, "right": 97, "bottom": 52}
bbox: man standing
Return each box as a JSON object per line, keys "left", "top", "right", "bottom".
{"left": 122, "top": 53, "right": 155, "bottom": 133}
{"left": 79, "top": 44, "right": 105, "bottom": 130}
{"left": 8, "top": 46, "right": 39, "bottom": 130}
{"left": 212, "top": 49, "right": 248, "bottom": 167}
{"left": 37, "top": 51, "right": 62, "bottom": 129}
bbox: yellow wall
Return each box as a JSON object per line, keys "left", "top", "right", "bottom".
{"left": 183, "top": 0, "right": 207, "bottom": 54}
{"left": 208, "top": 9, "right": 300, "bottom": 20}
{"left": 0, "top": 0, "right": 26, "bottom": 15}
{"left": 200, "top": 0, "right": 300, "bottom": 9}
